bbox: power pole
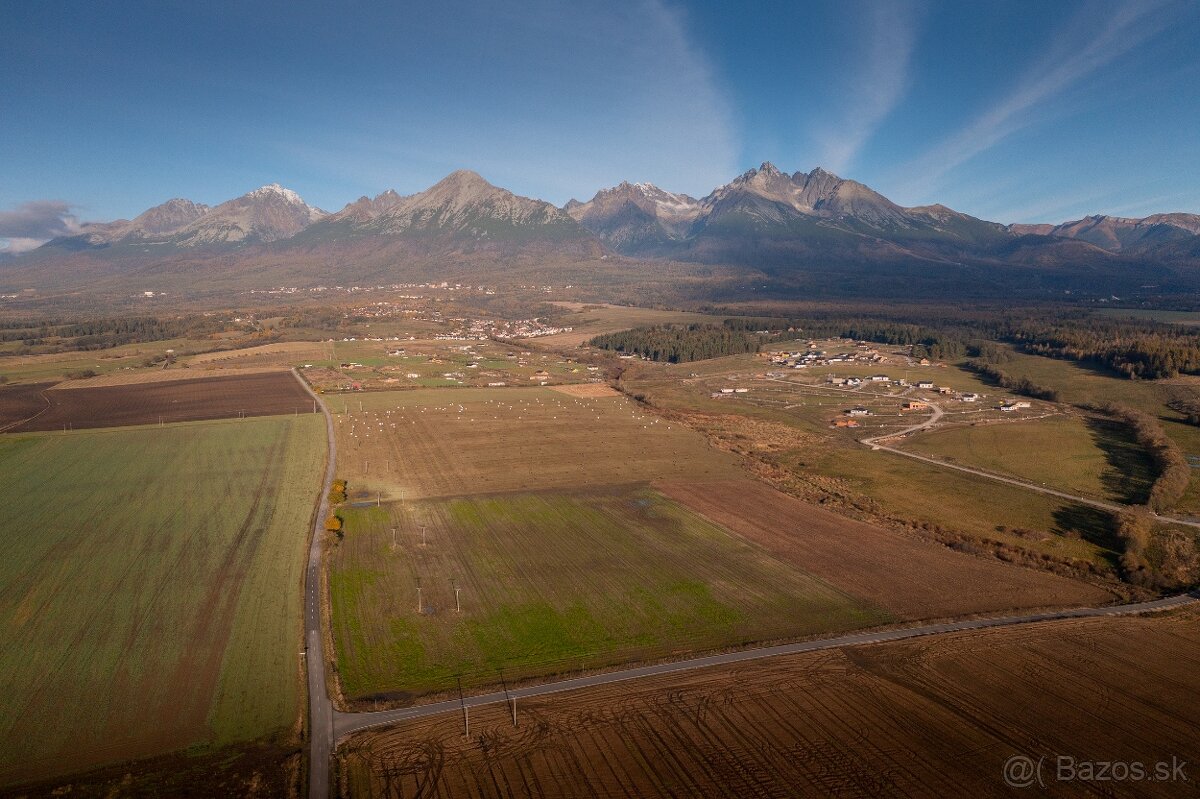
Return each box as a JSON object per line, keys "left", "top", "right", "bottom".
{"left": 421, "top": 526, "right": 427, "bottom": 547}
{"left": 416, "top": 585, "right": 423, "bottom": 614}
{"left": 458, "top": 677, "right": 470, "bottom": 738}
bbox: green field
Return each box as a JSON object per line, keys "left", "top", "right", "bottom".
{"left": 0, "top": 415, "right": 325, "bottom": 787}
{"left": 902, "top": 415, "right": 1155, "bottom": 505}
{"left": 330, "top": 489, "right": 885, "bottom": 700}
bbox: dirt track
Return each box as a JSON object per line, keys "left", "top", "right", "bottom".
{"left": 6, "top": 372, "right": 315, "bottom": 432}
{"left": 655, "top": 478, "right": 1114, "bottom": 618}
{"left": 0, "top": 382, "right": 53, "bottom": 431}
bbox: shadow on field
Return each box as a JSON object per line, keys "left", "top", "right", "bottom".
{"left": 1052, "top": 504, "right": 1121, "bottom": 568}
{"left": 1085, "top": 416, "right": 1156, "bottom": 505}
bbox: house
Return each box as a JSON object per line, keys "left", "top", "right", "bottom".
{"left": 720, "top": 388, "right": 735, "bottom": 394}
{"left": 903, "top": 401, "right": 929, "bottom": 410}
{"left": 846, "top": 406, "right": 871, "bottom": 416}
{"left": 1000, "top": 400, "right": 1032, "bottom": 411}
{"left": 870, "top": 374, "right": 889, "bottom": 382}
{"left": 528, "top": 370, "right": 551, "bottom": 381}
{"left": 916, "top": 380, "right": 935, "bottom": 389}
{"left": 828, "top": 377, "right": 848, "bottom": 385}
{"left": 918, "top": 358, "right": 931, "bottom": 366}
{"left": 960, "top": 392, "right": 980, "bottom": 402}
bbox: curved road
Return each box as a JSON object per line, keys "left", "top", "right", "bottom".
{"left": 292, "top": 370, "right": 336, "bottom": 799}
{"left": 290, "top": 371, "right": 1198, "bottom": 794}
{"left": 858, "top": 402, "right": 1200, "bottom": 530}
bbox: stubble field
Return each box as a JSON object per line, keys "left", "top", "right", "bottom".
{"left": 337, "top": 607, "right": 1200, "bottom": 799}
{"left": 331, "top": 387, "right": 745, "bottom": 501}
{"left": 0, "top": 414, "right": 325, "bottom": 789}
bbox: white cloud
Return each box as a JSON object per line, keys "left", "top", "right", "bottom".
{"left": 813, "top": 1, "right": 921, "bottom": 174}
{"left": 0, "top": 200, "right": 83, "bottom": 254}
{"left": 903, "top": 0, "right": 1178, "bottom": 191}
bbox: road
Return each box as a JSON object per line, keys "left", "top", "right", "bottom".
{"left": 858, "top": 411, "right": 1200, "bottom": 531}
{"left": 291, "top": 370, "right": 336, "bottom": 799}
{"left": 332, "top": 591, "right": 1197, "bottom": 742}
{"left": 290, "top": 369, "right": 1197, "bottom": 791}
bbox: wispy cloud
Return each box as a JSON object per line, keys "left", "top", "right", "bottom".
{"left": 275, "top": 0, "right": 739, "bottom": 206}
{"left": 0, "top": 200, "right": 83, "bottom": 253}
{"left": 904, "top": 0, "right": 1179, "bottom": 191}
{"left": 814, "top": 1, "right": 922, "bottom": 174}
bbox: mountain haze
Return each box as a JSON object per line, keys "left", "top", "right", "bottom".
{"left": 8, "top": 164, "right": 1200, "bottom": 301}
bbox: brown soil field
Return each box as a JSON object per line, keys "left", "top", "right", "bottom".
{"left": 49, "top": 365, "right": 287, "bottom": 389}
{"left": 7, "top": 372, "right": 315, "bottom": 432}
{"left": 0, "top": 382, "right": 53, "bottom": 431}
{"left": 655, "top": 479, "right": 1115, "bottom": 618}
{"left": 337, "top": 608, "right": 1200, "bottom": 798}
{"left": 549, "top": 383, "right": 620, "bottom": 398}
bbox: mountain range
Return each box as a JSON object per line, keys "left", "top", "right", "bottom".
{"left": 9, "top": 164, "right": 1200, "bottom": 300}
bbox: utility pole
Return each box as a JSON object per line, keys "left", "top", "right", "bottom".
{"left": 458, "top": 677, "right": 470, "bottom": 738}
{"left": 421, "top": 525, "right": 428, "bottom": 547}
{"left": 455, "top": 584, "right": 461, "bottom": 613}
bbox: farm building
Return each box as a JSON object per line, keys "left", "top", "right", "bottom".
{"left": 916, "top": 380, "right": 935, "bottom": 389}
{"left": 846, "top": 406, "right": 871, "bottom": 417}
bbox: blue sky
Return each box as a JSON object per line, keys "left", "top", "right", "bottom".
{"left": 2, "top": 0, "right": 1199, "bottom": 250}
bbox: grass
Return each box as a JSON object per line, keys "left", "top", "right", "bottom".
{"left": 332, "top": 386, "right": 744, "bottom": 501}
{"left": 799, "top": 445, "right": 1121, "bottom": 566}
{"left": 0, "top": 414, "right": 325, "bottom": 787}
{"left": 329, "top": 489, "right": 885, "bottom": 699}
{"left": 902, "top": 415, "right": 1155, "bottom": 505}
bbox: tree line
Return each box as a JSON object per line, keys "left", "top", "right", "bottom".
{"left": 590, "top": 323, "right": 771, "bottom": 363}
{"left": 962, "top": 360, "right": 1060, "bottom": 401}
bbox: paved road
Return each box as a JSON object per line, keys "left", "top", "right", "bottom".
{"left": 292, "top": 370, "right": 336, "bottom": 799}
{"left": 332, "top": 591, "right": 1197, "bottom": 742}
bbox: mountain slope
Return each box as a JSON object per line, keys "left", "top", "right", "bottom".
{"left": 1009, "top": 213, "right": 1200, "bottom": 253}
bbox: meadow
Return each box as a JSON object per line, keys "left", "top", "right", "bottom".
{"left": 329, "top": 488, "right": 884, "bottom": 701}
{"left": 0, "top": 414, "right": 325, "bottom": 788}
{"left": 331, "top": 386, "right": 744, "bottom": 501}
{"left": 902, "top": 414, "right": 1156, "bottom": 505}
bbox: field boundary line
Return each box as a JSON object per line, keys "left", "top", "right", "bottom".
{"left": 332, "top": 590, "right": 1198, "bottom": 742}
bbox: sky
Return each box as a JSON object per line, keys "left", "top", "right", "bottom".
{"left": 2, "top": 0, "right": 1199, "bottom": 251}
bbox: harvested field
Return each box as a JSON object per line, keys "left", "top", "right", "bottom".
{"left": 0, "top": 381, "right": 52, "bottom": 431}
{"left": 656, "top": 479, "right": 1114, "bottom": 618}
{"left": 7, "top": 371, "right": 315, "bottom": 432}
{"left": 330, "top": 488, "right": 883, "bottom": 701}
{"left": 0, "top": 415, "right": 325, "bottom": 787}
{"left": 338, "top": 608, "right": 1200, "bottom": 799}
{"left": 334, "top": 387, "right": 742, "bottom": 501}
{"left": 549, "top": 383, "right": 620, "bottom": 398}
{"left": 49, "top": 364, "right": 287, "bottom": 389}
{"left": 187, "top": 340, "right": 331, "bottom": 367}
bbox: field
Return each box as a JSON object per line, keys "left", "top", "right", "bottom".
{"left": 0, "top": 415, "right": 325, "bottom": 788}
{"left": 902, "top": 414, "right": 1156, "bottom": 505}
{"left": 0, "top": 382, "right": 52, "bottom": 431}
{"left": 337, "top": 607, "right": 1200, "bottom": 798}
{"left": 536, "top": 303, "right": 726, "bottom": 348}
{"left": 332, "top": 387, "right": 744, "bottom": 501}
{"left": 656, "top": 480, "right": 1114, "bottom": 618}
{"left": 621, "top": 354, "right": 1131, "bottom": 568}
{"left": 329, "top": 488, "right": 884, "bottom": 702}
{"left": 6, "top": 371, "right": 315, "bottom": 432}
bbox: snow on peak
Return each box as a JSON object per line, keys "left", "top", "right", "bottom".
{"left": 248, "top": 183, "right": 308, "bottom": 206}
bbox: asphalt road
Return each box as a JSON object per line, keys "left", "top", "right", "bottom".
{"left": 332, "top": 591, "right": 1197, "bottom": 742}
{"left": 290, "top": 369, "right": 1198, "bottom": 793}
{"left": 292, "top": 370, "right": 336, "bottom": 799}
